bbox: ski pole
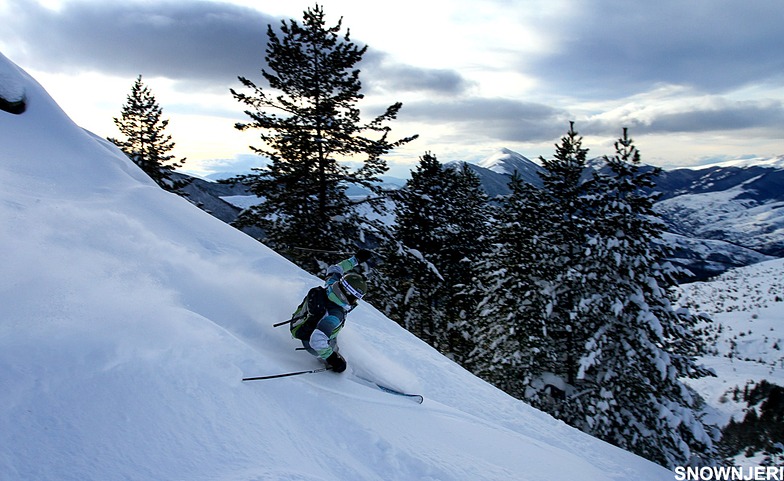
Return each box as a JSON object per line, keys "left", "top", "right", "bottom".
{"left": 273, "top": 312, "right": 307, "bottom": 328}
{"left": 288, "top": 246, "right": 354, "bottom": 255}
{"left": 242, "top": 366, "right": 332, "bottom": 381}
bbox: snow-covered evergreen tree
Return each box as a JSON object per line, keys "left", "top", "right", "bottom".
{"left": 470, "top": 124, "right": 717, "bottom": 468}
{"left": 564, "top": 128, "right": 717, "bottom": 467}
{"left": 370, "top": 237, "right": 444, "bottom": 346}
{"left": 440, "top": 162, "right": 491, "bottom": 363}
{"left": 470, "top": 174, "right": 556, "bottom": 398}
{"left": 471, "top": 124, "right": 593, "bottom": 402}
{"left": 230, "top": 5, "right": 416, "bottom": 272}
{"left": 536, "top": 121, "right": 595, "bottom": 386}
{"left": 384, "top": 152, "right": 451, "bottom": 346}
{"left": 109, "top": 75, "right": 188, "bottom": 192}
{"left": 377, "top": 154, "right": 490, "bottom": 361}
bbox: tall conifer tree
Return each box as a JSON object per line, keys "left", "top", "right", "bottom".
{"left": 570, "top": 128, "right": 717, "bottom": 467}
{"left": 472, "top": 125, "right": 717, "bottom": 467}
{"left": 537, "top": 121, "right": 595, "bottom": 386}
{"left": 231, "top": 4, "right": 416, "bottom": 271}
{"left": 472, "top": 123, "right": 595, "bottom": 399}
{"left": 387, "top": 152, "right": 452, "bottom": 347}
{"left": 441, "top": 162, "right": 491, "bottom": 363}
{"left": 471, "top": 174, "right": 556, "bottom": 396}
{"left": 110, "top": 75, "right": 187, "bottom": 192}
{"left": 377, "top": 154, "right": 490, "bottom": 360}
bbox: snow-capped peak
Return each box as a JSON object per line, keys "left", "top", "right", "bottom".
{"left": 477, "top": 147, "right": 540, "bottom": 176}
{"left": 692, "top": 155, "right": 784, "bottom": 170}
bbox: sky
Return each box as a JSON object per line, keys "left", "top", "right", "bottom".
{"left": 1, "top": 0, "right": 783, "bottom": 178}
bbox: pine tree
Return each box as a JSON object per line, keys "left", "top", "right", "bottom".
{"left": 470, "top": 174, "right": 556, "bottom": 397}
{"left": 370, "top": 236, "right": 445, "bottom": 346}
{"left": 469, "top": 124, "right": 717, "bottom": 468}
{"left": 560, "top": 128, "right": 717, "bottom": 467}
{"left": 230, "top": 4, "right": 416, "bottom": 272}
{"left": 471, "top": 123, "right": 592, "bottom": 402}
{"left": 441, "top": 162, "right": 491, "bottom": 363}
{"left": 386, "top": 152, "right": 452, "bottom": 347}
{"left": 375, "top": 154, "right": 490, "bottom": 360}
{"left": 394, "top": 153, "right": 453, "bottom": 263}
{"left": 536, "top": 121, "right": 595, "bottom": 386}
{"left": 109, "top": 75, "right": 187, "bottom": 192}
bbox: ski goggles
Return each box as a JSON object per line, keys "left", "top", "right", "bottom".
{"left": 340, "top": 277, "right": 365, "bottom": 301}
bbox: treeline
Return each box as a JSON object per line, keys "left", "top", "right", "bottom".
{"left": 718, "top": 381, "right": 784, "bottom": 466}
{"left": 107, "top": 4, "right": 723, "bottom": 469}
{"left": 370, "top": 126, "right": 719, "bottom": 468}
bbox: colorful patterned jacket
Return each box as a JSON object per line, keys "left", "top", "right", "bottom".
{"left": 302, "top": 256, "right": 360, "bottom": 359}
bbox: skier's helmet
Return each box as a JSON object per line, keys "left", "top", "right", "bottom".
{"left": 338, "top": 272, "right": 367, "bottom": 304}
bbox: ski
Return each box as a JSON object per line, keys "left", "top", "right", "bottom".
{"left": 355, "top": 375, "right": 423, "bottom": 404}
{"left": 243, "top": 368, "right": 424, "bottom": 404}
{"left": 372, "top": 383, "right": 424, "bottom": 404}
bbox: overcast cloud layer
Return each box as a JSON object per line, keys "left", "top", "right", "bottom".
{"left": 529, "top": 0, "right": 784, "bottom": 96}
{"left": 5, "top": 1, "right": 272, "bottom": 90}
{"left": 1, "top": 0, "right": 782, "bottom": 172}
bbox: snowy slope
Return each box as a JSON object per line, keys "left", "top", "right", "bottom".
{"left": 662, "top": 232, "right": 774, "bottom": 281}
{"left": 675, "top": 257, "right": 784, "bottom": 428}
{"left": 655, "top": 181, "right": 784, "bottom": 257}
{"left": 0, "top": 53, "right": 674, "bottom": 480}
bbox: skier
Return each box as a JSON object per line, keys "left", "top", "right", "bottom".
{"left": 290, "top": 249, "right": 372, "bottom": 373}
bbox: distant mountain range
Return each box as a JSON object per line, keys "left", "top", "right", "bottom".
{"left": 457, "top": 149, "right": 783, "bottom": 280}
{"left": 178, "top": 149, "right": 784, "bottom": 282}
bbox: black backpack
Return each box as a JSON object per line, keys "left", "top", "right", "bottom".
{"left": 289, "top": 286, "right": 328, "bottom": 341}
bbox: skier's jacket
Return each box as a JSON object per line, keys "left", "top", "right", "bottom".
{"left": 289, "top": 256, "right": 359, "bottom": 359}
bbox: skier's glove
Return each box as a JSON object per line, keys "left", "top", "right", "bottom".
{"left": 326, "top": 352, "right": 347, "bottom": 373}
{"left": 355, "top": 249, "right": 372, "bottom": 264}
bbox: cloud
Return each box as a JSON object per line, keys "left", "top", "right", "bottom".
{"left": 525, "top": 0, "right": 784, "bottom": 98}
{"left": 4, "top": 0, "right": 473, "bottom": 97}
{"left": 5, "top": 0, "right": 274, "bottom": 89}
{"left": 637, "top": 101, "right": 784, "bottom": 134}
{"left": 362, "top": 52, "right": 472, "bottom": 96}
{"left": 402, "top": 97, "right": 569, "bottom": 142}
{"left": 582, "top": 92, "right": 784, "bottom": 136}
{"left": 4, "top": 0, "right": 780, "bottom": 167}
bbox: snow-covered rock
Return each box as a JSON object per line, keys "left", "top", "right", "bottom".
{"left": 0, "top": 52, "right": 26, "bottom": 113}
